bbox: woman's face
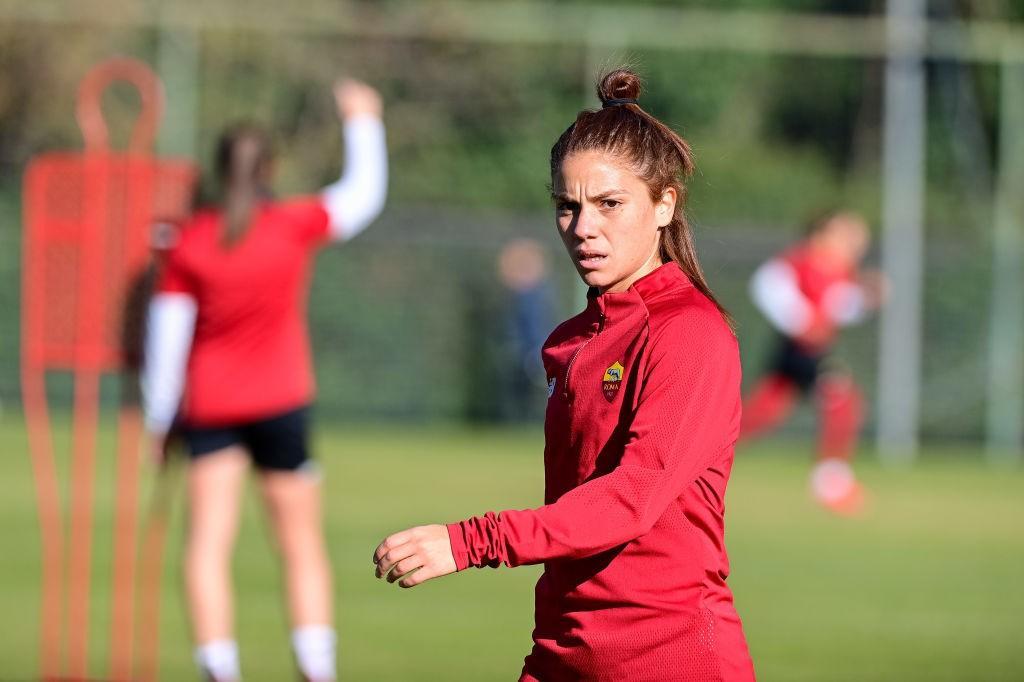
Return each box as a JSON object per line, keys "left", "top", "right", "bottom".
{"left": 553, "top": 150, "right": 675, "bottom": 294}
{"left": 812, "top": 214, "right": 870, "bottom": 270}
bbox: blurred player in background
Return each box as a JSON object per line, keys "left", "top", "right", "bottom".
{"left": 141, "top": 79, "right": 387, "bottom": 682}
{"left": 740, "top": 210, "right": 886, "bottom": 516}
{"left": 496, "top": 238, "right": 555, "bottom": 421}
{"left": 373, "top": 68, "right": 754, "bottom": 681}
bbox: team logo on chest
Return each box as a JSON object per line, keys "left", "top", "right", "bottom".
{"left": 602, "top": 362, "right": 624, "bottom": 402}
{"left": 547, "top": 376, "right": 557, "bottom": 398}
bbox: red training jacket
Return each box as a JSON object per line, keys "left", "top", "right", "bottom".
{"left": 447, "top": 263, "right": 755, "bottom": 681}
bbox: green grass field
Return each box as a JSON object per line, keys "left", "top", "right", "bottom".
{"left": 1, "top": 412, "right": 1021, "bottom": 681}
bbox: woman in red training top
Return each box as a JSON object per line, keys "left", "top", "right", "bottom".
{"left": 142, "top": 79, "right": 387, "bottom": 682}
{"left": 373, "top": 69, "right": 754, "bottom": 682}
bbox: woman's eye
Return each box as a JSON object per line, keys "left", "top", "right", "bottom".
{"left": 556, "top": 202, "right": 576, "bottom": 214}
{"left": 602, "top": 199, "right": 621, "bottom": 209}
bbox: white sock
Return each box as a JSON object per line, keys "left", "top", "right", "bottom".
{"left": 810, "top": 458, "right": 856, "bottom": 504}
{"left": 292, "top": 625, "right": 336, "bottom": 681}
{"left": 195, "top": 639, "right": 241, "bottom": 681}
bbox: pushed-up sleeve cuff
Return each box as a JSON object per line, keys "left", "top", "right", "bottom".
{"left": 446, "top": 522, "right": 470, "bottom": 572}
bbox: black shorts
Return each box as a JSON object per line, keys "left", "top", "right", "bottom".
{"left": 181, "top": 406, "right": 312, "bottom": 472}
{"left": 768, "top": 336, "right": 827, "bottom": 393}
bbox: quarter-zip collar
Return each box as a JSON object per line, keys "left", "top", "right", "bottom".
{"left": 630, "top": 261, "right": 693, "bottom": 299}
{"left": 587, "top": 262, "right": 693, "bottom": 324}
{"left": 560, "top": 263, "right": 693, "bottom": 402}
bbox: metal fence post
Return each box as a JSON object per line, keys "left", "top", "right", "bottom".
{"left": 877, "top": 0, "right": 927, "bottom": 463}
{"left": 985, "top": 51, "right": 1024, "bottom": 464}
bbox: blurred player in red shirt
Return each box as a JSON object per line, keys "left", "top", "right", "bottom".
{"left": 141, "top": 79, "right": 387, "bottom": 682}
{"left": 741, "top": 210, "right": 886, "bottom": 515}
{"left": 372, "top": 69, "right": 754, "bottom": 681}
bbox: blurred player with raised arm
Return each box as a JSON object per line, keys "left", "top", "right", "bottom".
{"left": 741, "top": 210, "right": 886, "bottom": 516}
{"left": 142, "top": 79, "right": 387, "bottom": 682}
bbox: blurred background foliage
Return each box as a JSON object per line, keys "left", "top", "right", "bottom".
{"left": 0, "top": 0, "right": 1018, "bottom": 440}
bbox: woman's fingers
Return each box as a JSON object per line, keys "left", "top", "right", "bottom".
{"left": 385, "top": 555, "right": 423, "bottom": 584}
{"left": 375, "top": 548, "right": 412, "bottom": 579}
{"left": 373, "top": 540, "right": 416, "bottom": 579}
{"left": 373, "top": 528, "right": 412, "bottom": 564}
{"left": 398, "top": 564, "right": 438, "bottom": 589}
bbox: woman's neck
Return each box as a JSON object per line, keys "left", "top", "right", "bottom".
{"left": 600, "top": 249, "right": 665, "bottom": 295}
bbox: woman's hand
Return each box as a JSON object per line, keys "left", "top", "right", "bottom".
{"left": 858, "top": 269, "right": 890, "bottom": 309}
{"left": 333, "top": 78, "right": 383, "bottom": 121}
{"left": 147, "top": 431, "right": 170, "bottom": 467}
{"left": 373, "top": 524, "right": 457, "bottom": 588}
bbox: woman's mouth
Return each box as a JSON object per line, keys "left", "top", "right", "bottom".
{"left": 577, "top": 252, "right": 607, "bottom": 269}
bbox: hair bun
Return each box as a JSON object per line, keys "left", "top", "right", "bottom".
{"left": 597, "top": 69, "right": 642, "bottom": 105}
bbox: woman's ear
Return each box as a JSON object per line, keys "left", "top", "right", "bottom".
{"left": 655, "top": 187, "right": 678, "bottom": 228}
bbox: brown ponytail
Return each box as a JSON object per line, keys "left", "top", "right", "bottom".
{"left": 550, "top": 68, "right": 732, "bottom": 327}
{"left": 214, "top": 123, "right": 273, "bottom": 247}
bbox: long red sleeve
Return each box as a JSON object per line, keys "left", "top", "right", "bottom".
{"left": 448, "top": 310, "right": 738, "bottom": 568}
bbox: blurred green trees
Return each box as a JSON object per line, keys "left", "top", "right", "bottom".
{"left": 0, "top": 0, "right": 1012, "bottom": 226}
{"left": 0, "top": 0, "right": 1016, "bottom": 432}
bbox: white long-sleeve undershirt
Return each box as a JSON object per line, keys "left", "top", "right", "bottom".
{"left": 321, "top": 115, "right": 388, "bottom": 241}
{"left": 749, "top": 260, "right": 814, "bottom": 336}
{"left": 142, "top": 292, "right": 197, "bottom": 435}
{"left": 750, "top": 258, "right": 868, "bottom": 336}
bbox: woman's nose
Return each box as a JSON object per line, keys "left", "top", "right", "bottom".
{"left": 572, "top": 206, "right": 599, "bottom": 239}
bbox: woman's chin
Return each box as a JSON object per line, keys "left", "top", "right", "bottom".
{"left": 580, "top": 271, "right": 608, "bottom": 289}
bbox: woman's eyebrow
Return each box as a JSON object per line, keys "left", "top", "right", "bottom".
{"left": 552, "top": 188, "right": 627, "bottom": 201}
{"left": 591, "top": 189, "right": 628, "bottom": 200}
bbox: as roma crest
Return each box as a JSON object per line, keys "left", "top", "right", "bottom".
{"left": 602, "top": 361, "right": 624, "bottom": 402}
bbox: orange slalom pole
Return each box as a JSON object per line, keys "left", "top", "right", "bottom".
{"left": 109, "top": 402, "right": 143, "bottom": 681}
{"left": 136, "top": 453, "right": 180, "bottom": 682}
{"left": 66, "top": 144, "right": 107, "bottom": 680}
{"left": 65, "top": 368, "right": 101, "bottom": 680}
{"left": 111, "top": 155, "right": 153, "bottom": 681}
{"left": 22, "top": 367, "right": 65, "bottom": 681}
